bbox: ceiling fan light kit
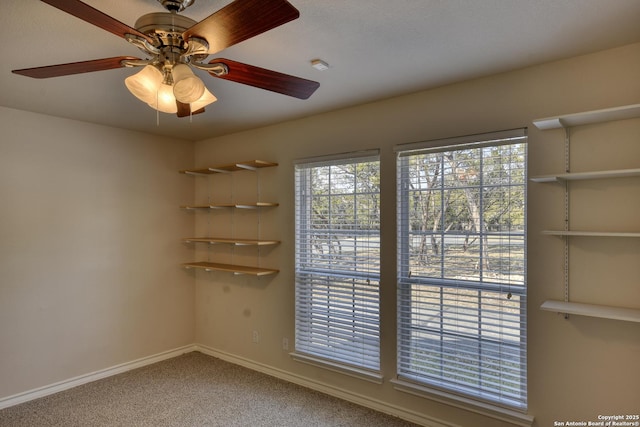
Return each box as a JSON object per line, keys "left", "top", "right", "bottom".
{"left": 12, "top": 0, "right": 320, "bottom": 118}
{"left": 125, "top": 63, "right": 217, "bottom": 115}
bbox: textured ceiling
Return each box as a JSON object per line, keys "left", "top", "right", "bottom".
{"left": 2, "top": 0, "right": 640, "bottom": 141}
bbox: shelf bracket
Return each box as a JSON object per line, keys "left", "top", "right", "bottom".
{"left": 563, "top": 127, "right": 571, "bottom": 318}
{"left": 236, "top": 163, "right": 258, "bottom": 171}
{"left": 208, "top": 168, "right": 232, "bottom": 174}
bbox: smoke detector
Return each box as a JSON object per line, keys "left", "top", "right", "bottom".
{"left": 311, "top": 59, "right": 330, "bottom": 71}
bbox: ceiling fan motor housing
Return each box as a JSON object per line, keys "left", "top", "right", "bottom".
{"left": 135, "top": 13, "right": 197, "bottom": 49}
{"left": 132, "top": 11, "right": 207, "bottom": 69}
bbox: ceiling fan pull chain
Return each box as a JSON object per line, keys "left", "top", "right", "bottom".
{"left": 156, "top": 91, "right": 160, "bottom": 126}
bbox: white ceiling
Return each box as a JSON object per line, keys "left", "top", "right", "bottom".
{"left": 2, "top": 0, "right": 640, "bottom": 141}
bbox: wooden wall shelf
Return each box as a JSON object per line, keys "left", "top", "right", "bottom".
{"left": 183, "top": 237, "right": 280, "bottom": 246}
{"left": 181, "top": 202, "right": 278, "bottom": 209}
{"left": 180, "top": 160, "right": 277, "bottom": 175}
{"left": 183, "top": 261, "right": 279, "bottom": 276}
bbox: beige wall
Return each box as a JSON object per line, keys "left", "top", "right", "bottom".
{"left": 194, "top": 42, "right": 640, "bottom": 426}
{"left": 0, "top": 41, "right": 638, "bottom": 426}
{"left": 0, "top": 108, "right": 196, "bottom": 398}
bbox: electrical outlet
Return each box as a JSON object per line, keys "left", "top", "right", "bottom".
{"left": 252, "top": 330, "right": 260, "bottom": 344}
{"left": 282, "top": 337, "right": 289, "bottom": 351}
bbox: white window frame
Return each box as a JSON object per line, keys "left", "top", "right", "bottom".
{"left": 395, "top": 129, "right": 528, "bottom": 414}
{"left": 293, "top": 150, "right": 381, "bottom": 380}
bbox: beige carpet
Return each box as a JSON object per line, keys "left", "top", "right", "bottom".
{"left": 0, "top": 352, "right": 419, "bottom": 426}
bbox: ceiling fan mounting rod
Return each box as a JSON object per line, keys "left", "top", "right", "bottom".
{"left": 157, "top": 0, "right": 195, "bottom": 13}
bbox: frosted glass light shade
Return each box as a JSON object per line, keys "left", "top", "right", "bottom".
{"left": 172, "top": 64, "right": 205, "bottom": 103}
{"left": 124, "top": 65, "right": 163, "bottom": 104}
{"left": 190, "top": 87, "right": 217, "bottom": 111}
{"left": 148, "top": 83, "right": 178, "bottom": 114}
{"left": 125, "top": 64, "right": 214, "bottom": 115}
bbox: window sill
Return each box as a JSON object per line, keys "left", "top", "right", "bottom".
{"left": 290, "top": 352, "right": 384, "bottom": 384}
{"left": 390, "top": 379, "right": 534, "bottom": 427}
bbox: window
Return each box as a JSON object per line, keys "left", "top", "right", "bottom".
{"left": 294, "top": 151, "right": 381, "bottom": 373}
{"left": 396, "top": 130, "right": 527, "bottom": 410}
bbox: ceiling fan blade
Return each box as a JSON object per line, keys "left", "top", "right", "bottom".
{"left": 40, "top": 0, "right": 153, "bottom": 43}
{"left": 176, "top": 101, "right": 190, "bottom": 117}
{"left": 12, "top": 56, "right": 142, "bottom": 79}
{"left": 176, "top": 101, "right": 206, "bottom": 118}
{"left": 207, "top": 58, "right": 319, "bottom": 100}
{"left": 183, "top": 0, "right": 299, "bottom": 54}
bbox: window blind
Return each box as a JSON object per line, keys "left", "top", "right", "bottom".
{"left": 396, "top": 130, "right": 528, "bottom": 410}
{"left": 295, "top": 152, "right": 380, "bottom": 371}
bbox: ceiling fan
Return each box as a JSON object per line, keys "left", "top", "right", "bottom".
{"left": 12, "top": 0, "right": 320, "bottom": 117}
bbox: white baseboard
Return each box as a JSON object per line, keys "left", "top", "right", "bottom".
{"left": 194, "top": 344, "right": 459, "bottom": 427}
{"left": 0, "top": 344, "right": 197, "bottom": 410}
